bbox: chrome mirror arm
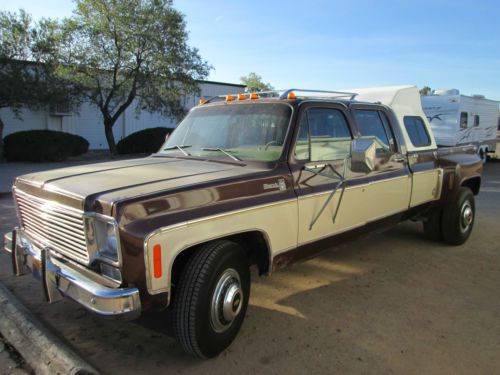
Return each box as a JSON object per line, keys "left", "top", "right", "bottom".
{"left": 307, "top": 156, "right": 349, "bottom": 230}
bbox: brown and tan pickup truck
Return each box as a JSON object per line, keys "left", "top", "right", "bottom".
{"left": 3, "top": 86, "right": 482, "bottom": 358}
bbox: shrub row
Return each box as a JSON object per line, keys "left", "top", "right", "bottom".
{"left": 2, "top": 126, "right": 173, "bottom": 161}
{"left": 3, "top": 130, "right": 89, "bottom": 162}
{"left": 116, "top": 127, "right": 173, "bottom": 154}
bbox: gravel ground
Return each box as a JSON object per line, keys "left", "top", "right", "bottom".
{"left": 0, "top": 335, "right": 32, "bottom": 375}
{"left": 0, "top": 162, "right": 499, "bottom": 374}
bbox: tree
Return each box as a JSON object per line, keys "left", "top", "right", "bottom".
{"left": 240, "top": 72, "right": 273, "bottom": 92}
{"left": 57, "top": 0, "right": 210, "bottom": 154}
{"left": 0, "top": 10, "right": 73, "bottom": 161}
{"left": 420, "top": 86, "right": 432, "bottom": 96}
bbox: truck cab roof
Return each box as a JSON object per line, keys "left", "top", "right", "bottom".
{"left": 200, "top": 85, "right": 438, "bottom": 152}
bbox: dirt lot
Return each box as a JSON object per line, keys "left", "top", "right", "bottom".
{"left": 1, "top": 162, "right": 499, "bottom": 375}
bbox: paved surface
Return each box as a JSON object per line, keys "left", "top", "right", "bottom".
{"left": 0, "top": 336, "right": 31, "bottom": 375}
{"left": 0, "top": 162, "right": 499, "bottom": 374}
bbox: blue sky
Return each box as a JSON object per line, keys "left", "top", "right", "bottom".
{"left": 2, "top": 0, "right": 500, "bottom": 99}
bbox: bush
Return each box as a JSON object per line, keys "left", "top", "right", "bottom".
{"left": 117, "top": 127, "right": 173, "bottom": 155}
{"left": 3, "top": 130, "right": 89, "bottom": 162}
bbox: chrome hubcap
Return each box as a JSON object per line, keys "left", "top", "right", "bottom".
{"left": 460, "top": 201, "right": 473, "bottom": 232}
{"left": 210, "top": 269, "right": 243, "bottom": 333}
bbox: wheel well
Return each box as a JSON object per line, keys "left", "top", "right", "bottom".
{"left": 170, "top": 231, "right": 271, "bottom": 287}
{"left": 461, "top": 177, "right": 481, "bottom": 195}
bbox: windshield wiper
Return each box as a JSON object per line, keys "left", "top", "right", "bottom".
{"left": 202, "top": 147, "right": 242, "bottom": 161}
{"left": 163, "top": 145, "right": 192, "bottom": 156}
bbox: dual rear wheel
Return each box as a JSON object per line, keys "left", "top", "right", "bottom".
{"left": 423, "top": 187, "right": 475, "bottom": 245}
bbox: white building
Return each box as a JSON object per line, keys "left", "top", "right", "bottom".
{"left": 1, "top": 80, "right": 245, "bottom": 150}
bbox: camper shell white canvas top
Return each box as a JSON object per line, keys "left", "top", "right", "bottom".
{"left": 345, "top": 85, "right": 438, "bottom": 152}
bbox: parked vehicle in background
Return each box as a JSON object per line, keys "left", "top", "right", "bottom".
{"left": 421, "top": 89, "right": 499, "bottom": 161}
{"left": 4, "top": 86, "right": 483, "bottom": 359}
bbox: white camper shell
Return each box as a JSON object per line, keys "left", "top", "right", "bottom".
{"left": 421, "top": 89, "right": 499, "bottom": 160}
{"left": 348, "top": 85, "right": 438, "bottom": 153}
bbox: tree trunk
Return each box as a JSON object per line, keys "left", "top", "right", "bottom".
{"left": 0, "top": 116, "right": 5, "bottom": 163}
{"left": 104, "top": 119, "right": 117, "bottom": 155}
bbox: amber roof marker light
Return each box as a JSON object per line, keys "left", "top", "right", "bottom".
{"left": 237, "top": 94, "right": 247, "bottom": 100}
{"left": 249, "top": 93, "right": 260, "bottom": 100}
{"left": 226, "top": 95, "right": 235, "bottom": 101}
{"left": 287, "top": 91, "right": 297, "bottom": 100}
{"left": 199, "top": 99, "right": 207, "bottom": 105}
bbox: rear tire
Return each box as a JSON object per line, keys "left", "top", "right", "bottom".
{"left": 171, "top": 240, "right": 250, "bottom": 358}
{"left": 441, "top": 187, "right": 475, "bottom": 246}
{"left": 422, "top": 208, "right": 443, "bottom": 241}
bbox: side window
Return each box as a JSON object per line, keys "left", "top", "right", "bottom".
{"left": 295, "top": 115, "right": 310, "bottom": 160}
{"left": 378, "top": 111, "right": 397, "bottom": 152}
{"left": 474, "top": 115, "right": 480, "bottom": 127}
{"left": 294, "top": 108, "right": 352, "bottom": 161}
{"left": 460, "top": 112, "right": 468, "bottom": 129}
{"left": 403, "top": 116, "right": 431, "bottom": 147}
{"left": 354, "top": 110, "right": 393, "bottom": 153}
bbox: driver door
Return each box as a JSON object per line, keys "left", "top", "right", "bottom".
{"left": 291, "top": 104, "right": 368, "bottom": 246}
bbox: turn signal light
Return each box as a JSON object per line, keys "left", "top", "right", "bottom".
{"left": 226, "top": 95, "right": 235, "bottom": 101}
{"left": 250, "top": 93, "right": 259, "bottom": 100}
{"left": 238, "top": 94, "right": 246, "bottom": 100}
{"left": 153, "top": 244, "right": 162, "bottom": 278}
{"left": 287, "top": 92, "right": 297, "bottom": 100}
{"left": 199, "top": 99, "right": 206, "bottom": 105}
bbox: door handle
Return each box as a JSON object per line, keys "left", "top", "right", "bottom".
{"left": 304, "top": 163, "right": 326, "bottom": 171}
{"left": 393, "top": 154, "right": 406, "bottom": 163}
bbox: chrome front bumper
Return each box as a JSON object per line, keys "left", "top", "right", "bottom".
{"left": 3, "top": 229, "right": 141, "bottom": 319}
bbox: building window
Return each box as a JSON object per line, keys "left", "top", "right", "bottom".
{"left": 403, "top": 116, "right": 431, "bottom": 147}
{"left": 474, "top": 115, "right": 480, "bottom": 127}
{"left": 295, "top": 107, "right": 352, "bottom": 161}
{"left": 460, "top": 112, "right": 468, "bottom": 129}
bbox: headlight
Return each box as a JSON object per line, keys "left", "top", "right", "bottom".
{"left": 84, "top": 214, "right": 121, "bottom": 266}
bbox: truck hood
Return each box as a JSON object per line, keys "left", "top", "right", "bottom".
{"left": 14, "top": 156, "right": 253, "bottom": 213}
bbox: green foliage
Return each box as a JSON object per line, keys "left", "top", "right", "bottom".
{"left": 0, "top": 10, "right": 80, "bottom": 162}
{"left": 0, "top": 10, "right": 77, "bottom": 113}
{"left": 240, "top": 72, "right": 273, "bottom": 92}
{"left": 116, "top": 127, "right": 173, "bottom": 154}
{"left": 420, "top": 86, "right": 432, "bottom": 96}
{"left": 58, "top": 0, "right": 210, "bottom": 154}
{"left": 3, "top": 130, "right": 89, "bottom": 161}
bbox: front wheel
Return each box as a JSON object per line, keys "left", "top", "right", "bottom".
{"left": 441, "top": 187, "right": 475, "bottom": 246}
{"left": 171, "top": 240, "right": 250, "bottom": 358}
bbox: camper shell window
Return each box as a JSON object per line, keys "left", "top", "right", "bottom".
{"left": 460, "top": 112, "right": 468, "bottom": 129}
{"left": 403, "top": 116, "right": 431, "bottom": 147}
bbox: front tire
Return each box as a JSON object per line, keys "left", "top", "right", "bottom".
{"left": 441, "top": 187, "right": 475, "bottom": 246}
{"left": 171, "top": 240, "right": 250, "bottom": 358}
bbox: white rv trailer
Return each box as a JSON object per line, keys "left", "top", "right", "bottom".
{"left": 421, "top": 89, "right": 499, "bottom": 160}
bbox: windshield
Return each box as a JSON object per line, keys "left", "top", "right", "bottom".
{"left": 158, "top": 103, "right": 292, "bottom": 161}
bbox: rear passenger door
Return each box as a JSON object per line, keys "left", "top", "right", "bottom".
{"left": 403, "top": 116, "right": 442, "bottom": 206}
{"left": 350, "top": 105, "right": 412, "bottom": 221}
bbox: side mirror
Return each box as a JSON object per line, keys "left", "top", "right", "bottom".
{"left": 350, "top": 139, "right": 376, "bottom": 173}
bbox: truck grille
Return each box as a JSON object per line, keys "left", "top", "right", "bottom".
{"left": 14, "top": 189, "right": 89, "bottom": 264}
